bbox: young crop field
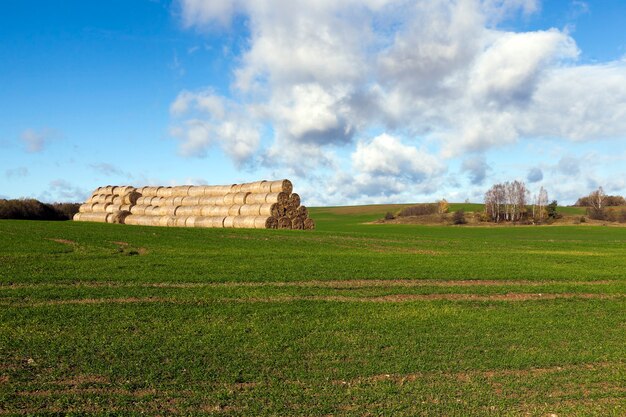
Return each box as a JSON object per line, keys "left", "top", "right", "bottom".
{"left": 1, "top": 205, "right": 625, "bottom": 415}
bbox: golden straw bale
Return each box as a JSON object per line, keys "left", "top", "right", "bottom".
{"left": 181, "top": 196, "right": 201, "bottom": 206}
{"left": 288, "top": 193, "right": 300, "bottom": 208}
{"left": 198, "top": 196, "right": 224, "bottom": 205}
{"left": 130, "top": 205, "right": 147, "bottom": 215}
{"left": 91, "top": 203, "right": 111, "bottom": 213}
{"left": 228, "top": 205, "right": 242, "bottom": 216}
{"left": 278, "top": 217, "right": 292, "bottom": 229}
{"left": 239, "top": 204, "right": 262, "bottom": 216}
{"left": 223, "top": 216, "right": 236, "bottom": 228}
{"left": 172, "top": 185, "right": 192, "bottom": 197}
{"left": 78, "top": 203, "right": 95, "bottom": 213}
{"left": 291, "top": 216, "right": 304, "bottom": 230}
{"left": 174, "top": 217, "right": 188, "bottom": 227}
{"left": 111, "top": 211, "right": 131, "bottom": 224}
{"left": 201, "top": 205, "right": 231, "bottom": 216}
{"left": 286, "top": 207, "right": 297, "bottom": 219}
{"left": 265, "top": 203, "right": 282, "bottom": 218}
{"left": 156, "top": 206, "right": 179, "bottom": 216}
{"left": 157, "top": 187, "right": 173, "bottom": 198}
{"left": 163, "top": 197, "right": 176, "bottom": 206}
{"left": 233, "top": 216, "right": 257, "bottom": 228}
{"left": 158, "top": 216, "right": 175, "bottom": 227}
{"left": 259, "top": 179, "right": 293, "bottom": 194}
{"left": 140, "top": 186, "right": 160, "bottom": 197}
{"left": 186, "top": 186, "right": 205, "bottom": 197}
{"left": 264, "top": 216, "right": 278, "bottom": 229}
{"left": 103, "top": 186, "right": 114, "bottom": 194}
{"left": 297, "top": 206, "right": 308, "bottom": 218}
{"left": 195, "top": 216, "right": 225, "bottom": 228}
{"left": 239, "top": 180, "right": 267, "bottom": 193}
{"left": 304, "top": 218, "right": 316, "bottom": 230}
{"left": 245, "top": 192, "right": 288, "bottom": 205}
{"left": 120, "top": 204, "right": 132, "bottom": 212}
{"left": 222, "top": 192, "right": 249, "bottom": 205}
{"left": 135, "top": 196, "right": 151, "bottom": 206}
{"left": 185, "top": 216, "right": 197, "bottom": 227}
{"left": 106, "top": 204, "right": 123, "bottom": 214}
{"left": 73, "top": 212, "right": 111, "bottom": 223}
{"left": 175, "top": 206, "right": 202, "bottom": 216}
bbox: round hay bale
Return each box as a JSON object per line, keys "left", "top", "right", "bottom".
{"left": 185, "top": 216, "right": 197, "bottom": 227}
{"left": 239, "top": 180, "right": 267, "bottom": 193}
{"left": 239, "top": 204, "right": 262, "bottom": 216}
{"left": 144, "top": 206, "right": 158, "bottom": 216}
{"left": 175, "top": 206, "right": 202, "bottom": 216}
{"left": 260, "top": 203, "right": 281, "bottom": 218}
{"left": 260, "top": 179, "right": 293, "bottom": 194}
{"left": 152, "top": 197, "right": 166, "bottom": 206}
{"left": 163, "top": 197, "right": 176, "bottom": 206}
{"left": 198, "top": 196, "right": 224, "bottom": 205}
{"left": 106, "top": 204, "right": 123, "bottom": 214}
{"left": 173, "top": 196, "right": 184, "bottom": 206}
{"left": 195, "top": 216, "right": 225, "bottom": 228}
{"left": 157, "top": 187, "right": 173, "bottom": 198}
{"left": 103, "top": 186, "right": 114, "bottom": 194}
{"left": 174, "top": 217, "right": 188, "bottom": 227}
{"left": 78, "top": 203, "right": 95, "bottom": 213}
{"left": 157, "top": 206, "right": 179, "bottom": 216}
{"left": 223, "top": 193, "right": 236, "bottom": 205}
{"left": 233, "top": 216, "right": 257, "bottom": 228}
{"left": 141, "top": 186, "right": 160, "bottom": 197}
{"left": 228, "top": 205, "right": 242, "bottom": 216}
{"left": 201, "top": 206, "right": 230, "bottom": 216}
{"left": 181, "top": 196, "right": 201, "bottom": 206}
{"left": 112, "top": 196, "right": 123, "bottom": 205}
{"left": 158, "top": 216, "right": 174, "bottom": 227}
{"left": 130, "top": 205, "right": 147, "bottom": 215}
{"left": 112, "top": 211, "right": 131, "bottom": 224}
{"left": 135, "top": 196, "right": 150, "bottom": 206}
{"left": 186, "top": 186, "right": 206, "bottom": 197}
{"left": 172, "top": 185, "right": 192, "bottom": 197}
{"left": 304, "top": 218, "right": 316, "bottom": 230}
{"left": 297, "top": 206, "right": 308, "bottom": 218}
{"left": 223, "top": 216, "right": 236, "bottom": 228}
{"left": 277, "top": 217, "right": 292, "bottom": 229}
{"left": 286, "top": 207, "right": 297, "bottom": 219}
{"left": 201, "top": 185, "right": 232, "bottom": 196}
{"left": 265, "top": 216, "right": 278, "bottom": 229}
{"left": 120, "top": 204, "right": 132, "bottom": 212}
{"left": 291, "top": 216, "right": 304, "bottom": 230}
{"left": 104, "top": 195, "right": 115, "bottom": 204}
{"left": 253, "top": 216, "right": 276, "bottom": 229}
{"left": 288, "top": 193, "right": 300, "bottom": 208}
{"left": 232, "top": 192, "right": 250, "bottom": 205}
{"left": 230, "top": 183, "right": 243, "bottom": 193}
{"left": 91, "top": 203, "right": 111, "bottom": 213}
{"left": 73, "top": 213, "right": 81, "bottom": 221}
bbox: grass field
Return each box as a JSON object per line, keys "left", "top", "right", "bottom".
{"left": 1, "top": 205, "right": 625, "bottom": 415}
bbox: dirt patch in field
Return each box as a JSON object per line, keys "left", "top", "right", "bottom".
{"left": 48, "top": 238, "right": 76, "bottom": 246}
{"left": 335, "top": 362, "right": 617, "bottom": 386}
{"left": 3, "top": 279, "right": 616, "bottom": 290}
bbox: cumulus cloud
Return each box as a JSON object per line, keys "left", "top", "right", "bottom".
{"left": 21, "top": 128, "right": 57, "bottom": 153}
{"left": 169, "top": 89, "right": 260, "bottom": 164}
{"left": 461, "top": 156, "right": 490, "bottom": 185}
{"left": 89, "top": 163, "right": 133, "bottom": 179}
{"left": 5, "top": 167, "right": 29, "bottom": 179}
{"left": 46, "top": 179, "right": 89, "bottom": 202}
{"left": 172, "top": 0, "right": 626, "bottom": 200}
{"left": 527, "top": 167, "right": 543, "bottom": 183}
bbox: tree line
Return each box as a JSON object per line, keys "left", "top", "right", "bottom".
{"left": 484, "top": 182, "right": 625, "bottom": 223}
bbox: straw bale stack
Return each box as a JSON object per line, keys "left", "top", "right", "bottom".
{"left": 74, "top": 179, "right": 314, "bottom": 230}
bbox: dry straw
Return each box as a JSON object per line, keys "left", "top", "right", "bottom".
{"left": 76, "top": 179, "right": 313, "bottom": 230}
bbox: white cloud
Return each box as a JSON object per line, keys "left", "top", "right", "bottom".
{"left": 5, "top": 167, "right": 29, "bottom": 179}
{"left": 172, "top": 0, "right": 626, "bottom": 201}
{"left": 20, "top": 128, "right": 56, "bottom": 153}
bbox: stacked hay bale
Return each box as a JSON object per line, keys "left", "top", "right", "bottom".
{"left": 73, "top": 180, "right": 315, "bottom": 230}
{"left": 73, "top": 186, "right": 136, "bottom": 224}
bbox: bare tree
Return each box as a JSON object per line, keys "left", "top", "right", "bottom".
{"left": 535, "top": 186, "right": 548, "bottom": 222}
{"left": 588, "top": 186, "right": 606, "bottom": 211}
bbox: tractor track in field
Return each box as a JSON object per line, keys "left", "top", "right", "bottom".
{"left": 0, "top": 279, "right": 619, "bottom": 290}
{"left": 1, "top": 292, "right": 624, "bottom": 307}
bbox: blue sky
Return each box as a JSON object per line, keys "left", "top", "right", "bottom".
{"left": 1, "top": 0, "right": 625, "bottom": 205}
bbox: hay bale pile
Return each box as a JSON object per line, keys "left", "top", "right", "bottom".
{"left": 73, "top": 180, "right": 315, "bottom": 230}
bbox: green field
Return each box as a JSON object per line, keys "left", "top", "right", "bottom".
{"left": 1, "top": 205, "right": 625, "bottom": 415}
